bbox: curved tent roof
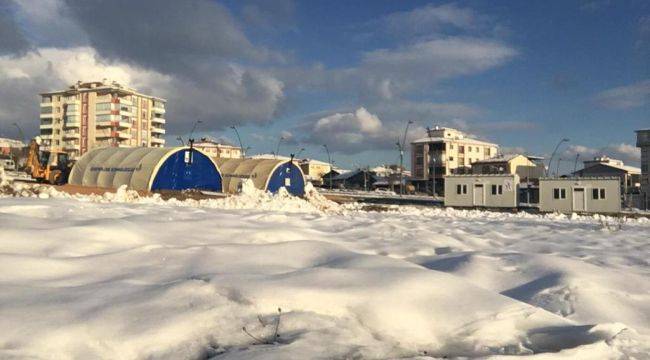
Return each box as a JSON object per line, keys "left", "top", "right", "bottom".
{"left": 69, "top": 147, "right": 222, "bottom": 192}
{"left": 214, "top": 158, "right": 305, "bottom": 196}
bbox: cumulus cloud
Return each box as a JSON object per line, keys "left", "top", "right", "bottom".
{"left": 562, "top": 143, "right": 641, "bottom": 165}
{"left": 0, "top": 47, "right": 284, "bottom": 136}
{"left": 301, "top": 107, "right": 427, "bottom": 154}
{"left": 594, "top": 79, "right": 650, "bottom": 109}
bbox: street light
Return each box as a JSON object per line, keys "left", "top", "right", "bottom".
{"left": 176, "top": 136, "right": 185, "bottom": 146}
{"left": 556, "top": 157, "right": 562, "bottom": 176}
{"left": 323, "top": 144, "right": 332, "bottom": 190}
{"left": 12, "top": 122, "right": 25, "bottom": 143}
{"left": 398, "top": 120, "right": 414, "bottom": 196}
{"left": 188, "top": 120, "right": 203, "bottom": 141}
{"left": 275, "top": 136, "right": 285, "bottom": 159}
{"left": 230, "top": 126, "right": 246, "bottom": 158}
{"left": 295, "top": 148, "right": 305, "bottom": 158}
{"left": 573, "top": 153, "right": 580, "bottom": 174}
{"left": 546, "top": 138, "right": 570, "bottom": 177}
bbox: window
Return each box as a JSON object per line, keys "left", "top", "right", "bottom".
{"left": 491, "top": 184, "right": 503, "bottom": 195}
{"left": 553, "top": 188, "right": 566, "bottom": 199}
{"left": 462, "top": 185, "right": 467, "bottom": 194}
{"left": 449, "top": 156, "right": 454, "bottom": 161}
{"left": 96, "top": 102, "right": 112, "bottom": 111}
{"left": 457, "top": 184, "right": 462, "bottom": 194}
{"left": 592, "top": 188, "right": 606, "bottom": 200}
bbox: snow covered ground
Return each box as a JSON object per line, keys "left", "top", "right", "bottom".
{"left": 0, "top": 179, "right": 649, "bottom": 359}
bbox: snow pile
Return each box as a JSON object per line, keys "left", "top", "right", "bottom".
{"left": 0, "top": 196, "right": 649, "bottom": 359}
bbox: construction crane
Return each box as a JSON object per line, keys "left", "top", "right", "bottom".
{"left": 24, "top": 137, "right": 72, "bottom": 185}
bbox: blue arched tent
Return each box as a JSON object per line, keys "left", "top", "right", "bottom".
{"left": 69, "top": 147, "right": 222, "bottom": 192}
{"left": 215, "top": 158, "right": 306, "bottom": 196}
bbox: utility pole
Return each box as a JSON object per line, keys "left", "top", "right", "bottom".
{"left": 230, "top": 126, "right": 246, "bottom": 158}
{"left": 547, "top": 138, "right": 570, "bottom": 176}
{"left": 323, "top": 144, "right": 332, "bottom": 190}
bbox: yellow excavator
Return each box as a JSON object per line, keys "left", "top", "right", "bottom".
{"left": 25, "top": 137, "right": 72, "bottom": 185}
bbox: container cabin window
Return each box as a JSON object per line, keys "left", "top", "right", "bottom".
{"left": 491, "top": 184, "right": 503, "bottom": 195}
{"left": 592, "top": 188, "right": 606, "bottom": 200}
{"left": 456, "top": 184, "right": 468, "bottom": 194}
{"left": 553, "top": 188, "right": 566, "bottom": 199}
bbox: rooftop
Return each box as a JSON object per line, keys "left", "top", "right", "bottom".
{"left": 41, "top": 80, "right": 166, "bottom": 101}
{"left": 411, "top": 136, "right": 498, "bottom": 146}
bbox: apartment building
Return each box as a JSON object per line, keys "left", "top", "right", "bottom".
{"left": 637, "top": 129, "right": 650, "bottom": 196}
{"left": 410, "top": 126, "right": 499, "bottom": 193}
{"left": 193, "top": 137, "right": 242, "bottom": 159}
{"left": 39, "top": 80, "right": 166, "bottom": 160}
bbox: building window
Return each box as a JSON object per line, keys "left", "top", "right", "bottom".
{"left": 456, "top": 184, "right": 468, "bottom": 194}
{"left": 96, "top": 102, "right": 112, "bottom": 111}
{"left": 592, "top": 188, "right": 606, "bottom": 200}
{"left": 553, "top": 188, "right": 566, "bottom": 199}
{"left": 491, "top": 184, "right": 503, "bottom": 195}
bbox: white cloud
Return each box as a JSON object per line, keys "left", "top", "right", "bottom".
{"left": 562, "top": 143, "right": 641, "bottom": 165}
{"left": 381, "top": 3, "right": 481, "bottom": 37}
{"left": 0, "top": 47, "right": 285, "bottom": 137}
{"left": 594, "top": 79, "right": 650, "bottom": 109}
{"left": 302, "top": 107, "right": 428, "bottom": 154}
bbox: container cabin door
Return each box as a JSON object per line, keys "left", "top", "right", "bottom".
{"left": 573, "top": 188, "right": 585, "bottom": 212}
{"left": 473, "top": 184, "right": 484, "bottom": 206}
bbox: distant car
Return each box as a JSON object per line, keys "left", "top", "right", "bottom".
{"left": 0, "top": 158, "right": 16, "bottom": 171}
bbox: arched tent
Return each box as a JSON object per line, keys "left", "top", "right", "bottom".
{"left": 214, "top": 158, "right": 305, "bottom": 196}
{"left": 69, "top": 147, "right": 222, "bottom": 192}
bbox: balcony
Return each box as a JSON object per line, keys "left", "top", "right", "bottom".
{"left": 40, "top": 123, "right": 53, "bottom": 130}
{"left": 64, "top": 122, "right": 80, "bottom": 129}
{"left": 151, "top": 137, "right": 165, "bottom": 144}
{"left": 151, "top": 117, "right": 166, "bottom": 124}
{"left": 96, "top": 130, "right": 131, "bottom": 139}
{"left": 96, "top": 119, "right": 131, "bottom": 128}
{"left": 63, "top": 131, "right": 80, "bottom": 139}
{"left": 64, "top": 143, "right": 80, "bottom": 151}
{"left": 40, "top": 113, "right": 53, "bottom": 119}
{"left": 151, "top": 127, "right": 165, "bottom": 134}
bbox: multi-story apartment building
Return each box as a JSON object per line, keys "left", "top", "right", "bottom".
{"left": 637, "top": 129, "right": 650, "bottom": 196}
{"left": 39, "top": 80, "right": 166, "bottom": 160}
{"left": 410, "top": 126, "right": 499, "bottom": 193}
{"left": 193, "top": 137, "right": 242, "bottom": 159}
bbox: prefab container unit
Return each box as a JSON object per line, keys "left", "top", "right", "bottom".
{"left": 444, "top": 174, "right": 519, "bottom": 208}
{"left": 539, "top": 177, "right": 621, "bottom": 214}
{"left": 69, "top": 147, "right": 223, "bottom": 192}
{"left": 214, "top": 158, "right": 306, "bottom": 196}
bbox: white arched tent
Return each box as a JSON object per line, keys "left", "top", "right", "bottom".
{"left": 69, "top": 147, "right": 223, "bottom": 192}
{"left": 214, "top": 158, "right": 306, "bottom": 196}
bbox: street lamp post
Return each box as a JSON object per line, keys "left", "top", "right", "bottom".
{"left": 573, "top": 153, "right": 580, "bottom": 174}
{"left": 323, "top": 144, "right": 332, "bottom": 190}
{"left": 296, "top": 148, "right": 305, "bottom": 159}
{"left": 188, "top": 120, "right": 203, "bottom": 141}
{"left": 230, "top": 126, "right": 246, "bottom": 158}
{"left": 556, "top": 157, "right": 562, "bottom": 176}
{"left": 275, "top": 136, "right": 285, "bottom": 159}
{"left": 546, "top": 138, "right": 570, "bottom": 177}
{"left": 398, "top": 120, "right": 414, "bottom": 196}
{"left": 12, "top": 123, "right": 25, "bottom": 143}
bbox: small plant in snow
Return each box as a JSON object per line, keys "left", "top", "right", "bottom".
{"left": 242, "top": 307, "right": 282, "bottom": 345}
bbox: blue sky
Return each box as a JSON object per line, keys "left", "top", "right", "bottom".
{"left": 0, "top": 0, "right": 648, "bottom": 172}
